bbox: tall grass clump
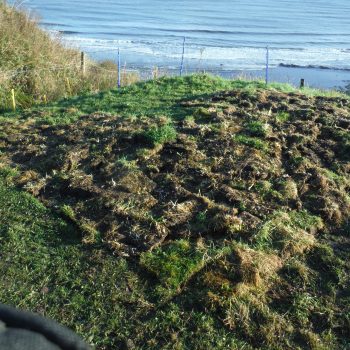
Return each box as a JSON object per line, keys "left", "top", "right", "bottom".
{"left": 0, "top": 2, "right": 138, "bottom": 110}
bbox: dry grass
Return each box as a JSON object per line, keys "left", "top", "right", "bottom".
{"left": 0, "top": 2, "right": 139, "bottom": 109}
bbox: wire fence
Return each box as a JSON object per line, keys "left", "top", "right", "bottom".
{"left": 1, "top": 38, "right": 350, "bottom": 92}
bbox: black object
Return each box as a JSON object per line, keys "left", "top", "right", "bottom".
{"left": 0, "top": 304, "right": 91, "bottom": 350}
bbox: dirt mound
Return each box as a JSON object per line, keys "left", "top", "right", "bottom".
{"left": 1, "top": 89, "right": 349, "bottom": 256}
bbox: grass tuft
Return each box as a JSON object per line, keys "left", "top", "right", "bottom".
{"left": 244, "top": 120, "right": 269, "bottom": 137}
{"left": 140, "top": 240, "right": 204, "bottom": 297}
{"left": 142, "top": 123, "right": 177, "bottom": 146}
{"left": 233, "top": 134, "right": 269, "bottom": 151}
{"left": 255, "top": 210, "right": 323, "bottom": 256}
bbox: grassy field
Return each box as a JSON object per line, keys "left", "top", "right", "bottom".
{"left": 0, "top": 74, "right": 349, "bottom": 350}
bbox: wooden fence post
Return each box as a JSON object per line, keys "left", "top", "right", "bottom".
{"left": 300, "top": 78, "right": 305, "bottom": 88}
{"left": 81, "top": 52, "right": 86, "bottom": 76}
{"left": 153, "top": 66, "right": 159, "bottom": 80}
{"left": 65, "top": 77, "right": 72, "bottom": 95}
{"left": 11, "top": 89, "right": 16, "bottom": 111}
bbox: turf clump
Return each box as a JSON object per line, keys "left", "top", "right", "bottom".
{"left": 244, "top": 120, "right": 269, "bottom": 137}
{"left": 254, "top": 210, "right": 323, "bottom": 256}
{"left": 140, "top": 240, "right": 204, "bottom": 298}
{"left": 233, "top": 134, "right": 269, "bottom": 151}
{"left": 142, "top": 123, "right": 177, "bottom": 146}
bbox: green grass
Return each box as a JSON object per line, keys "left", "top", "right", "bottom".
{"left": 254, "top": 210, "right": 323, "bottom": 254}
{"left": 140, "top": 240, "right": 205, "bottom": 298}
{"left": 27, "top": 74, "right": 252, "bottom": 124}
{"left": 0, "top": 168, "right": 146, "bottom": 348}
{"left": 3, "top": 73, "right": 347, "bottom": 126}
{"left": 244, "top": 120, "right": 269, "bottom": 137}
{"left": 268, "top": 81, "right": 349, "bottom": 98}
{"left": 275, "top": 111, "right": 290, "bottom": 123}
{"left": 142, "top": 124, "right": 177, "bottom": 146}
{"left": 233, "top": 134, "right": 269, "bottom": 151}
{"left": 253, "top": 180, "right": 283, "bottom": 201}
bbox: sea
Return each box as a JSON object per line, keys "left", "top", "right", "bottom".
{"left": 9, "top": 0, "right": 350, "bottom": 89}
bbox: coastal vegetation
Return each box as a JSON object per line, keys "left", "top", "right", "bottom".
{"left": 0, "top": 2, "right": 137, "bottom": 110}
{"left": 0, "top": 3, "right": 349, "bottom": 350}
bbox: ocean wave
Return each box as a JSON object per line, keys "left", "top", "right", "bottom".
{"left": 278, "top": 63, "right": 350, "bottom": 72}
{"left": 158, "top": 28, "right": 350, "bottom": 37}
{"left": 58, "top": 30, "right": 81, "bottom": 35}
{"left": 49, "top": 33, "right": 350, "bottom": 71}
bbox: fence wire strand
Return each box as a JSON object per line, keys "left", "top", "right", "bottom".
{"left": 0, "top": 43, "right": 349, "bottom": 85}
